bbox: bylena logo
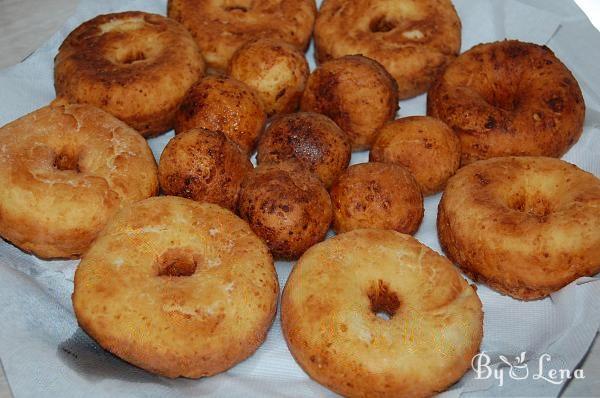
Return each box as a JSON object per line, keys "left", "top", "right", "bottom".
{"left": 471, "top": 351, "right": 585, "bottom": 387}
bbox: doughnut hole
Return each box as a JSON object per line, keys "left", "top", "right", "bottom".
{"left": 300, "top": 55, "right": 399, "bottom": 151}
{"left": 256, "top": 112, "right": 351, "bottom": 188}
{"left": 157, "top": 248, "right": 201, "bottom": 277}
{"left": 158, "top": 128, "right": 253, "bottom": 211}
{"left": 53, "top": 149, "right": 80, "bottom": 172}
{"left": 370, "top": 116, "right": 461, "bottom": 196}
{"left": 367, "top": 279, "right": 400, "bottom": 321}
{"left": 228, "top": 38, "right": 309, "bottom": 117}
{"left": 237, "top": 162, "right": 332, "bottom": 260}
{"left": 223, "top": 0, "right": 253, "bottom": 12}
{"left": 330, "top": 162, "right": 423, "bottom": 234}
{"left": 369, "top": 16, "right": 397, "bottom": 33}
{"left": 174, "top": 76, "right": 266, "bottom": 155}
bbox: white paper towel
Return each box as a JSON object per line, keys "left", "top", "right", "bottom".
{"left": 0, "top": 0, "right": 599, "bottom": 397}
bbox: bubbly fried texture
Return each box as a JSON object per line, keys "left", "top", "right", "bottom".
{"left": 370, "top": 116, "right": 460, "bottom": 196}
{"left": 282, "top": 229, "right": 483, "bottom": 398}
{"left": 228, "top": 38, "right": 309, "bottom": 117}
{"left": 174, "top": 76, "right": 266, "bottom": 155}
{"left": 315, "top": 0, "right": 461, "bottom": 99}
{"left": 54, "top": 11, "right": 205, "bottom": 137}
{"left": 330, "top": 162, "right": 423, "bottom": 235}
{"left": 73, "top": 197, "right": 279, "bottom": 378}
{"left": 428, "top": 40, "right": 585, "bottom": 165}
{"left": 301, "top": 55, "right": 399, "bottom": 151}
{"left": 438, "top": 157, "right": 600, "bottom": 300}
{"left": 158, "top": 129, "right": 253, "bottom": 210}
{"left": 238, "top": 162, "right": 332, "bottom": 260}
{"left": 257, "top": 112, "right": 351, "bottom": 188}
{"left": 168, "top": 0, "right": 316, "bottom": 72}
{"left": 0, "top": 103, "right": 158, "bottom": 259}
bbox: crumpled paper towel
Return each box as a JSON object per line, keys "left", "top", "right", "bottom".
{"left": 0, "top": 0, "right": 599, "bottom": 397}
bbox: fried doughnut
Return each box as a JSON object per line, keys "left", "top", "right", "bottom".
{"left": 174, "top": 76, "right": 266, "bottom": 155}
{"left": 158, "top": 128, "right": 253, "bottom": 210}
{"left": 73, "top": 196, "right": 278, "bottom": 377}
{"left": 330, "top": 162, "right": 423, "bottom": 235}
{"left": 314, "top": 0, "right": 461, "bottom": 99}
{"left": 428, "top": 40, "right": 585, "bottom": 165}
{"left": 238, "top": 162, "right": 332, "bottom": 260}
{"left": 168, "top": 0, "right": 317, "bottom": 72}
{"left": 256, "top": 112, "right": 351, "bottom": 188}
{"left": 0, "top": 103, "right": 158, "bottom": 259}
{"left": 438, "top": 157, "right": 600, "bottom": 300}
{"left": 301, "top": 55, "right": 399, "bottom": 151}
{"left": 370, "top": 116, "right": 460, "bottom": 196}
{"left": 282, "top": 229, "right": 483, "bottom": 398}
{"left": 228, "top": 38, "right": 309, "bottom": 117}
{"left": 54, "top": 12, "right": 205, "bottom": 137}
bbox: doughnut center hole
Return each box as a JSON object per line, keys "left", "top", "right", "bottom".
{"left": 157, "top": 248, "right": 200, "bottom": 277}
{"left": 507, "top": 192, "right": 552, "bottom": 219}
{"left": 367, "top": 280, "right": 400, "bottom": 321}
{"left": 117, "top": 50, "right": 147, "bottom": 64}
{"left": 53, "top": 151, "right": 80, "bottom": 172}
{"left": 369, "top": 16, "right": 397, "bottom": 33}
{"left": 223, "top": 0, "right": 252, "bottom": 12}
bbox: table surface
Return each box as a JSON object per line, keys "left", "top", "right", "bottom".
{"left": 0, "top": 0, "right": 599, "bottom": 397}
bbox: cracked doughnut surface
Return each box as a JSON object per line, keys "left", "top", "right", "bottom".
{"left": 282, "top": 229, "right": 483, "bottom": 398}
{"left": 438, "top": 156, "right": 600, "bottom": 300}
{"left": 428, "top": 40, "right": 585, "bottom": 165}
{"left": 0, "top": 103, "right": 158, "bottom": 259}
{"left": 55, "top": 11, "right": 205, "bottom": 137}
{"left": 73, "top": 196, "right": 278, "bottom": 378}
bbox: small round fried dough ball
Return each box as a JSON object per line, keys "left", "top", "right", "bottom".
{"left": 174, "top": 76, "right": 266, "bottom": 155}
{"left": 158, "top": 128, "right": 253, "bottom": 210}
{"left": 228, "top": 38, "right": 309, "bottom": 117}
{"left": 256, "top": 112, "right": 351, "bottom": 188}
{"left": 330, "top": 162, "right": 423, "bottom": 234}
{"left": 237, "top": 162, "right": 333, "bottom": 260}
{"left": 300, "top": 55, "right": 399, "bottom": 151}
{"left": 370, "top": 116, "right": 461, "bottom": 195}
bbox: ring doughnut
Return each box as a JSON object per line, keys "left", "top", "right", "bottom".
{"left": 428, "top": 40, "right": 585, "bottom": 165}
{"left": 282, "top": 229, "right": 483, "bottom": 398}
{"left": 314, "top": 0, "right": 461, "bottom": 99}
{"left": 438, "top": 156, "right": 600, "bottom": 300}
{"left": 55, "top": 11, "right": 205, "bottom": 137}
{"left": 0, "top": 103, "right": 158, "bottom": 259}
{"left": 73, "top": 196, "right": 279, "bottom": 378}
{"left": 168, "top": 0, "right": 317, "bottom": 72}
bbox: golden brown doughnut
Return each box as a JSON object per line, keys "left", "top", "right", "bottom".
{"left": 314, "top": 0, "right": 461, "bottom": 99}
{"left": 370, "top": 116, "right": 460, "bottom": 196}
{"left": 428, "top": 40, "right": 585, "bottom": 165}
{"left": 330, "top": 162, "right": 423, "bottom": 235}
{"left": 0, "top": 103, "right": 158, "bottom": 259}
{"left": 73, "top": 196, "right": 278, "bottom": 378}
{"left": 228, "top": 38, "right": 309, "bottom": 117}
{"left": 54, "top": 11, "right": 205, "bottom": 137}
{"left": 256, "top": 112, "right": 351, "bottom": 188}
{"left": 282, "top": 229, "right": 483, "bottom": 398}
{"left": 158, "top": 128, "right": 253, "bottom": 210}
{"left": 438, "top": 156, "right": 600, "bottom": 300}
{"left": 237, "top": 162, "right": 332, "bottom": 260}
{"left": 301, "top": 55, "right": 399, "bottom": 151}
{"left": 174, "top": 76, "right": 266, "bottom": 155}
{"left": 168, "top": 0, "right": 317, "bottom": 72}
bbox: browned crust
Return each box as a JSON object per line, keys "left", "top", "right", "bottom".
{"left": 256, "top": 112, "right": 351, "bottom": 188}
{"left": 73, "top": 197, "right": 279, "bottom": 378}
{"left": 54, "top": 11, "right": 205, "bottom": 137}
{"left": 300, "top": 55, "right": 399, "bottom": 151}
{"left": 158, "top": 128, "right": 253, "bottom": 210}
{"left": 437, "top": 157, "right": 600, "bottom": 300}
{"left": 427, "top": 40, "right": 585, "bottom": 165}
{"left": 314, "top": 0, "right": 461, "bottom": 99}
{"left": 237, "top": 162, "right": 332, "bottom": 260}
{"left": 281, "top": 229, "right": 483, "bottom": 397}
{"left": 168, "top": 0, "right": 317, "bottom": 71}
{"left": 0, "top": 103, "right": 158, "bottom": 259}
